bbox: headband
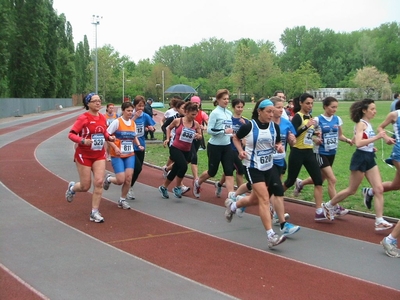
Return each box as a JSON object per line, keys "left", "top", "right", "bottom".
{"left": 84, "top": 92, "right": 96, "bottom": 105}
{"left": 259, "top": 99, "right": 273, "bottom": 108}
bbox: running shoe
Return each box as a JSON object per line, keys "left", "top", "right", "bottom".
{"left": 215, "top": 182, "right": 222, "bottom": 198}
{"left": 193, "top": 179, "right": 201, "bottom": 198}
{"left": 293, "top": 178, "right": 303, "bottom": 197}
{"left": 127, "top": 187, "right": 135, "bottom": 200}
{"left": 375, "top": 219, "right": 393, "bottom": 231}
{"left": 158, "top": 186, "right": 169, "bottom": 199}
{"left": 118, "top": 199, "right": 131, "bottom": 210}
{"left": 280, "top": 222, "right": 301, "bottom": 236}
{"left": 315, "top": 210, "right": 328, "bottom": 221}
{"left": 381, "top": 237, "right": 400, "bottom": 258}
{"left": 272, "top": 213, "right": 290, "bottom": 226}
{"left": 173, "top": 186, "right": 182, "bottom": 198}
{"left": 267, "top": 233, "right": 286, "bottom": 248}
{"left": 333, "top": 205, "right": 349, "bottom": 217}
{"left": 224, "top": 198, "right": 234, "bottom": 222}
{"left": 322, "top": 203, "right": 335, "bottom": 221}
{"left": 236, "top": 207, "right": 246, "bottom": 218}
{"left": 385, "top": 157, "right": 394, "bottom": 166}
{"left": 103, "top": 174, "right": 111, "bottom": 190}
{"left": 65, "top": 181, "right": 75, "bottom": 203}
{"left": 362, "top": 187, "right": 373, "bottom": 209}
{"left": 228, "top": 191, "right": 237, "bottom": 201}
{"left": 181, "top": 185, "right": 190, "bottom": 195}
{"left": 162, "top": 165, "right": 169, "bottom": 178}
{"left": 90, "top": 211, "right": 104, "bottom": 223}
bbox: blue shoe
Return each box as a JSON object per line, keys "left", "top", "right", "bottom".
{"left": 280, "top": 222, "right": 300, "bottom": 236}
{"left": 158, "top": 186, "right": 169, "bottom": 199}
{"left": 173, "top": 186, "right": 182, "bottom": 198}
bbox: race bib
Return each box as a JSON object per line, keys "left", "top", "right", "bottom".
{"left": 179, "top": 127, "right": 195, "bottom": 143}
{"left": 304, "top": 129, "right": 314, "bottom": 145}
{"left": 91, "top": 133, "right": 105, "bottom": 151}
{"left": 223, "top": 120, "right": 233, "bottom": 136}
{"left": 120, "top": 140, "right": 134, "bottom": 154}
{"left": 136, "top": 124, "right": 144, "bottom": 137}
{"left": 256, "top": 149, "right": 273, "bottom": 170}
{"left": 324, "top": 132, "right": 338, "bottom": 151}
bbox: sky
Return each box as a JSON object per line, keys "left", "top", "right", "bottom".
{"left": 52, "top": 0, "right": 399, "bottom": 63}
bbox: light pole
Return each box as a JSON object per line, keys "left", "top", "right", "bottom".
{"left": 122, "top": 67, "right": 131, "bottom": 102}
{"left": 92, "top": 15, "right": 102, "bottom": 94}
{"left": 156, "top": 70, "right": 165, "bottom": 105}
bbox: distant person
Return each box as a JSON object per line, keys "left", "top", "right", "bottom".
{"left": 285, "top": 99, "right": 295, "bottom": 120}
{"left": 161, "top": 96, "right": 182, "bottom": 140}
{"left": 273, "top": 90, "right": 290, "bottom": 120}
{"left": 144, "top": 98, "right": 157, "bottom": 140}
{"left": 390, "top": 93, "right": 399, "bottom": 112}
{"left": 65, "top": 93, "right": 115, "bottom": 223}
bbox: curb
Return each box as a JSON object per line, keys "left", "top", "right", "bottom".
{"left": 143, "top": 162, "right": 399, "bottom": 224}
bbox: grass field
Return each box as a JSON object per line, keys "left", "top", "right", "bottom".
{"left": 145, "top": 100, "right": 400, "bottom": 219}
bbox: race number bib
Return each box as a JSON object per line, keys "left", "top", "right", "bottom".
{"left": 223, "top": 120, "right": 233, "bottom": 136}
{"left": 120, "top": 140, "right": 134, "bottom": 154}
{"left": 324, "top": 132, "right": 338, "bottom": 151}
{"left": 304, "top": 129, "right": 314, "bottom": 146}
{"left": 91, "top": 133, "right": 105, "bottom": 151}
{"left": 136, "top": 124, "right": 144, "bottom": 137}
{"left": 256, "top": 149, "right": 273, "bottom": 170}
{"left": 179, "top": 127, "right": 195, "bottom": 143}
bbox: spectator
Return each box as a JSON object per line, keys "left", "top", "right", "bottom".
{"left": 390, "top": 93, "right": 399, "bottom": 112}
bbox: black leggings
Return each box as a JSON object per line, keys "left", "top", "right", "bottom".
{"left": 284, "top": 148, "right": 322, "bottom": 188}
{"left": 206, "top": 143, "right": 234, "bottom": 177}
{"left": 130, "top": 150, "right": 145, "bottom": 187}
{"left": 167, "top": 146, "right": 191, "bottom": 181}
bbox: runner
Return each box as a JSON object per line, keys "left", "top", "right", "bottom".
{"left": 193, "top": 89, "right": 234, "bottom": 199}
{"left": 323, "top": 99, "right": 394, "bottom": 231}
{"left": 104, "top": 103, "right": 118, "bottom": 161}
{"left": 225, "top": 99, "right": 287, "bottom": 248}
{"left": 65, "top": 93, "right": 115, "bottom": 223}
{"left": 294, "top": 97, "right": 353, "bottom": 217}
{"left": 362, "top": 100, "right": 400, "bottom": 211}
{"left": 126, "top": 95, "right": 155, "bottom": 200}
{"left": 103, "top": 102, "right": 144, "bottom": 209}
{"left": 215, "top": 98, "right": 248, "bottom": 198}
{"left": 158, "top": 102, "right": 202, "bottom": 198}
{"left": 282, "top": 93, "right": 326, "bottom": 221}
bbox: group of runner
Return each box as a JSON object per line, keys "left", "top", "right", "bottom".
{"left": 64, "top": 91, "right": 400, "bottom": 257}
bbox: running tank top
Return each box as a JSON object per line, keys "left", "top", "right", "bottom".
{"left": 171, "top": 118, "right": 196, "bottom": 151}
{"left": 357, "top": 119, "right": 375, "bottom": 152}
{"left": 110, "top": 117, "right": 137, "bottom": 157}
{"left": 243, "top": 120, "right": 276, "bottom": 171}
{"left": 293, "top": 112, "right": 315, "bottom": 150}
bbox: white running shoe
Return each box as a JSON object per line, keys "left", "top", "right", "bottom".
{"left": 215, "top": 182, "right": 222, "bottom": 198}
{"left": 224, "top": 198, "right": 234, "bottom": 222}
{"left": 181, "top": 185, "right": 190, "bottom": 195}
{"left": 103, "top": 174, "right": 111, "bottom": 190}
{"left": 127, "top": 187, "right": 135, "bottom": 200}
{"left": 267, "top": 233, "right": 286, "bottom": 248}
{"left": 375, "top": 219, "right": 393, "bottom": 231}
{"left": 65, "top": 181, "right": 75, "bottom": 203}
{"left": 90, "top": 211, "right": 104, "bottom": 223}
{"left": 193, "top": 180, "right": 201, "bottom": 198}
{"left": 118, "top": 199, "right": 131, "bottom": 210}
{"left": 293, "top": 178, "right": 303, "bottom": 197}
{"left": 162, "top": 166, "right": 169, "bottom": 178}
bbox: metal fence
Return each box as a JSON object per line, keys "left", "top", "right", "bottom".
{"left": 0, "top": 98, "right": 73, "bottom": 118}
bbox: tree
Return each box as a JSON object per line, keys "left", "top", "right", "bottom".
{"left": 232, "top": 39, "right": 253, "bottom": 100}
{"left": 353, "top": 66, "right": 390, "bottom": 98}
{"left": 290, "top": 61, "right": 322, "bottom": 96}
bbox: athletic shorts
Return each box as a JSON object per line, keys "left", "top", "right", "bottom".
{"left": 245, "top": 167, "right": 272, "bottom": 185}
{"left": 349, "top": 149, "right": 376, "bottom": 172}
{"left": 315, "top": 154, "right": 335, "bottom": 169}
{"left": 74, "top": 147, "right": 106, "bottom": 167}
{"left": 111, "top": 155, "right": 135, "bottom": 174}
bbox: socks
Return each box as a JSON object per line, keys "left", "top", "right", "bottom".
{"left": 267, "top": 229, "right": 275, "bottom": 238}
{"left": 280, "top": 222, "right": 286, "bottom": 230}
{"left": 316, "top": 207, "right": 323, "bottom": 214}
{"left": 368, "top": 189, "right": 374, "bottom": 196}
{"left": 91, "top": 208, "right": 99, "bottom": 214}
{"left": 386, "top": 234, "right": 397, "bottom": 244}
{"left": 120, "top": 197, "right": 125, "bottom": 201}
{"left": 325, "top": 201, "right": 333, "bottom": 208}
{"left": 230, "top": 202, "right": 237, "bottom": 212}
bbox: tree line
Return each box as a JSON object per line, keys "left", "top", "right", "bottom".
{"left": 1, "top": 0, "right": 399, "bottom": 102}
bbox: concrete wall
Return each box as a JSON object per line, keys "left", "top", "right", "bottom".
{"left": 0, "top": 98, "right": 73, "bottom": 118}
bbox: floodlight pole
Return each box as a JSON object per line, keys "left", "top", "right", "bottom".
{"left": 92, "top": 15, "right": 102, "bottom": 94}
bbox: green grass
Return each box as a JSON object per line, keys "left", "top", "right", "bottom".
{"left": 146, "top": 100, "right": 400, "bottom": 219}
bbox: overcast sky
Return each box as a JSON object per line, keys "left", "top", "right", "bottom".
{"left": 52, "top": 0, "right": 399, "bottom": 63}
